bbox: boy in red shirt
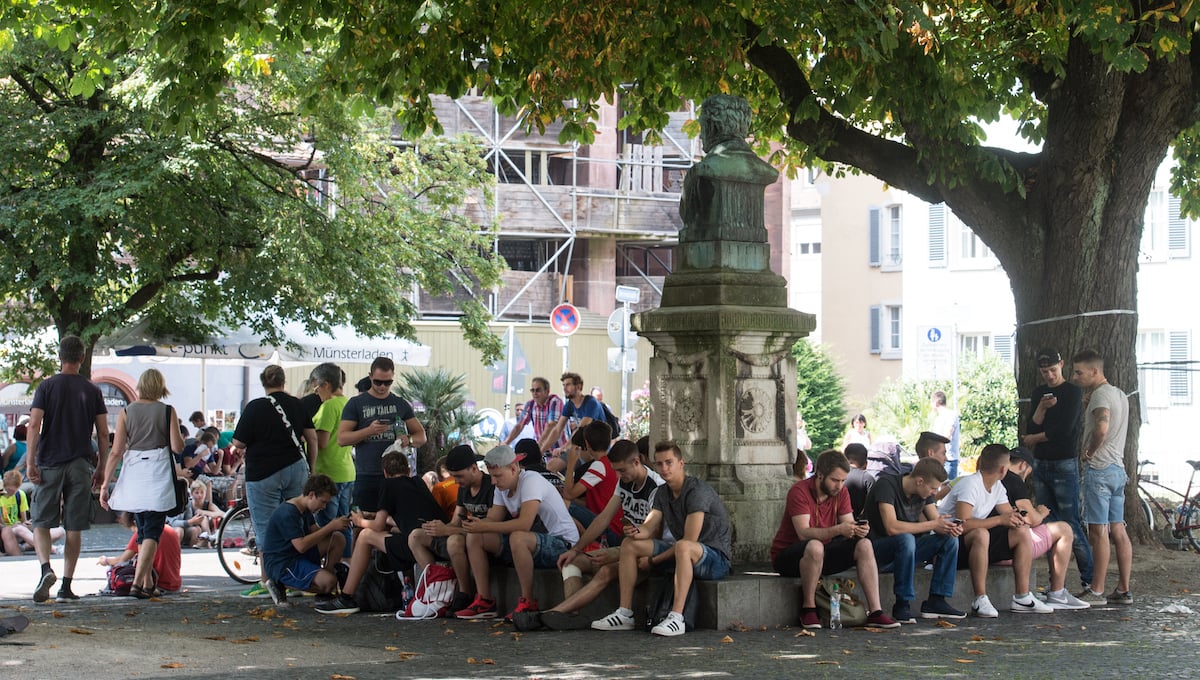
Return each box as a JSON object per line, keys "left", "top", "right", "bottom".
{"left": 562, "top": 422, "right": 622, "bottom": 547}
{"left": 98, "top": 512, "right": 182, "bottom": 593}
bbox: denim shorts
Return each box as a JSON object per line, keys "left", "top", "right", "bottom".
{"left": 499, "top": 532, "right": 572, "bottom": 569}
{"left": 134, "top": 511, "right": 168, "bottom": 544}
{"left": 652, "top": 539, "right": 731, "bottom": 581}
{"left": 1083, "top": 463, "right": 1127, "bottom": 525}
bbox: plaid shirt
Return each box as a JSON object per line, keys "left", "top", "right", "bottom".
{"left": 520, "top": 394, "right": 566, "bottom": 449}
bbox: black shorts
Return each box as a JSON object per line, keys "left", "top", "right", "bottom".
{"left": 772, "top": 536, "right": 862, "bottom": 578}
{"left": 384, "top": 531, "right": 417, "bottom": 571}
{"left": 428, "top": 535, "right": 451, "bottom": 561}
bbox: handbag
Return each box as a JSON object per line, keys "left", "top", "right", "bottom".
{"left": 814, "top": 576, "right": 868, "bottom": 628}
{"left": 166, "top": 405, "right": 188, "bottom": 516}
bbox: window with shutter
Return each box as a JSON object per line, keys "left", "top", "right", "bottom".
{"left": 868, "top": 208, "right": 881, "bottom": 266}
{"left": 1168, "top": 195, "right": 1190, "bottom": 258}
{"left": 869, "top": 305, "right": 881, "bottom": 354}
{"left": 1138, "top": 331, "right": 1168, "bottom": 409}
{"left": 992, "top": 334, "right": 1014, "bottom": 364}
{"left": 1169, "top": 331, "right": 1191, "bottom": 405}
{"left": 928, "top": 203, "right": 946, "bottom": 267}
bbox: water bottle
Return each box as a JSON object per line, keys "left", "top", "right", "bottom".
{"left": 829, "top": 583, "right": 842, "bottom": 629}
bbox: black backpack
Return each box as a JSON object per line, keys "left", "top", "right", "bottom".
{"left": 585, "top": 396, "right": 621, "bottom": 438}
{"left": 356, "top": 553, "right": 407, "bottom": 612}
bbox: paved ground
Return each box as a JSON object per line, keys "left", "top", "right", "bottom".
{"left": 2, "top": 527, "right": 1199, "bottom": 679}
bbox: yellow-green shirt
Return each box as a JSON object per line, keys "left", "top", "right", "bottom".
{"left": 313, "top": 395, "right": 355, "bottom": 483}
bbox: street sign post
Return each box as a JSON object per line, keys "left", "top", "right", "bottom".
{"left": 916, "top": 325, "right": 955, "bottom": 381}
{"left": 550, "top": 303, "right": 581, "bottom": 336}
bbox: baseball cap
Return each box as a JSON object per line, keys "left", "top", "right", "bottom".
{"left": 1009, "top": 446, "right": 1035, "bottom": 467}
{"left": 1036, "top": 348, "right": 1062, "bottom": 367}
{"left": 446, "top": 444, "right": 482, "bottom": 471}
{"left": 483, "top": 444, "right": 525, "bottom": 468}
{"left": 355, "top": 376, "right": 372, "bottom": 392}
{"left": 917, "top": 430, "right": 950, "bottom": 445}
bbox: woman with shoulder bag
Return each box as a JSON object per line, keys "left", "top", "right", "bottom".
{"left": 100, "top": 369, "right": 186, "bottom": 599}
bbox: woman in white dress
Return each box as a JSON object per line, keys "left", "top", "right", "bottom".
{"left": 99, "top": 369, "right": 185, "bottom": 598}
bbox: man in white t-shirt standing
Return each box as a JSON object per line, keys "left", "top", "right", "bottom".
{"left": 1071, "top": 349, "right": 1132, "bottom": 605}
{"left": 930, "top": 390, "right": 960, "bottom": 479}
{"left": 938, "top": 444, "right": 1051, "bottom": 617}
{"left": 456, "top": 445, "right": 579, "bottom": 622}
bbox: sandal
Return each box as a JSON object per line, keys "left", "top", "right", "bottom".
{"left": 130, "top": 585, "right": 151, "bottom": 600}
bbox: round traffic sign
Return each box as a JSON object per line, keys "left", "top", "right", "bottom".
{"left": 607, "top": 308, "right": 636, "bottom": 348}
{"left": 550, "top": 303, "right": 581, "bottom": 336}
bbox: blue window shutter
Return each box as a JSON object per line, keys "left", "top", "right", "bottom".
{"left": 869, "top": 305, "right": 882, "bottom": 354}
{"left": 928, "top": 203, "right": 946, "bottom": 267}
{"left": 868, "top": 207, "right": 881, "bottom": 266}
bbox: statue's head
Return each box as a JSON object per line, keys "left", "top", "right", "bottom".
{"left": 699, "top": 94, "right": 751, "bottom": 151}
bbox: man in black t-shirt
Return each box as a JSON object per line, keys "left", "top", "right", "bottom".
{"left": 1020, "top": 347, "right": 1092, "bottom": 590}
{"left": 866, "top": 458, "right": 965, "bottom": 623}
{"left": 407, "top": 445, "right": 493, "bottom": 612}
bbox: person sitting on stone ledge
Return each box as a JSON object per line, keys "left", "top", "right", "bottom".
{"left": 591, "top": 441, "right": 732, "bottom": 637}
{"left": 865, "top": 457, "right": 965, "bottom": 623}
{"left": 514, "top": 438, "right": 664, "bottom": 631}
{"left": 770, "top": 449, "right": 899, "bottom": 629}
{"left": 937, "top": 444, "right": 1053, "bottom": 616}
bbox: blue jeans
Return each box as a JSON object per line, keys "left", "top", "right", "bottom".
{"left": 245, "top": 458, "right": 309, "bottom": 546}
{"left": 944, "top": 459, "right": 959, "bottom": 480}
{"left": 1082, "top": 463, "right": 1127, "bottom": 525}
{"left": 568, "top": 503, "right": 623, "bottom": 547}
{"left": 315, "top": 481, "right": 355, "bottom": 558}
{"left": 873, "top": 532, "right": 958, "bottom": 602}
{"left": 1032, "top": 458, "right": 1094, "bottom": 585}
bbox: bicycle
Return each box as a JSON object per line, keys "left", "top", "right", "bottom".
{"left": 216, "top": 474, "right": 260, "bottom": 584}
{"left": 1136, "top": 459, "right": 1200, "bottom": 552}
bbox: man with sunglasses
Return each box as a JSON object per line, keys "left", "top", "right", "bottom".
{"left": 502, "top": 377, "right": 566, "bottom": 455}
{"left": 338, "top": 357, "right": 426, "bottom": 513}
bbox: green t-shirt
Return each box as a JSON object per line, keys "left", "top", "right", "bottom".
{"left": 312, "top": 395, "right": 355, "bottom": 483}
{"left": 1, "top": 489, "right": 28, "bottom": 525}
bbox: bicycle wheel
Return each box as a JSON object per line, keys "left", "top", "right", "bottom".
{"left": 1180, "top": 501, "right": 1200, "bottom": 553}
{"left": 217, "top": 505, "right": 260, "bottom": 584}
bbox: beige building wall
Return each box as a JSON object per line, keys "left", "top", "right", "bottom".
{"left": 817, "top": 172, "right": 903, "bottom": 409}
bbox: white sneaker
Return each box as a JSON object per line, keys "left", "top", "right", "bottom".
{"left": 651, "top": 612, "right": 686, "bottom": 637}
{"left": 591, "top": 609, "right": 635, "bottom": 631}
{"left": 972, "top": 595, "right": 999, "bottom": 618}
{"left": 1010, "top": 593, "right": 1054, "bottom": 614}
{"left": 1044, "top": 589, "right": 1091, "bottom": 610}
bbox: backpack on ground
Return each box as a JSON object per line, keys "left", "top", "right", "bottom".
{"left": 356, "top": 552, "right": 407, "bottom": 612}
{"left": 396, "top": 563, "right": 457, "bottom": 620}
{"left": 107, "top": 561, "right": 137, "bottom": 596}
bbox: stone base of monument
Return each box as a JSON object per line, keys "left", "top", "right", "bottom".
{"left": 487, "top": 563, "right": 1031, "bottom": 630}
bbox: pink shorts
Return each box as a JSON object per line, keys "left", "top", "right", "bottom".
{"left": 1029, "top": 524, "right": 1053, "bottom": 559}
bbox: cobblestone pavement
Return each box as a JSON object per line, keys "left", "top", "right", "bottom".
{"left": 2, "top": 531, "right": 1198, "bottom": 679}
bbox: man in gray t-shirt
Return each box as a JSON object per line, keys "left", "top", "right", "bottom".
{"left": 1071, "top": 349, "right": 1133, "bottom": 604}
{"left": 591, "top": 442, "right": 732, "bottom": 637}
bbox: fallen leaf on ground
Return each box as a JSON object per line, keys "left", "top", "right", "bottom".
{"left": 795, "top": 629, "right": 816, "bottom": 637}
{"left": 384, "top": 646, "right": 399, "bottom": 651}
{"left": 444, "top": 628, "right": 455, "bottom": 635}
{"left": 125, "top": 611, "right": 139, "bottom": 618}
{"left": 970, "top": 634, "right": 985, "bottom": 641}
{"left": 467, "top": 658, "right": 479, "bottom": 665}
{"left": 203, "top": 635, "right": 226, "bottom": 641}
{"left": 721, "top": 635, "right": 734, "bottom": 643}
{"left": 52, "top": 611, "right": 66, "bottom": 618}
{"left": 330, "top": 674, "right": 356, "bottom": 680}
{"left": 1036, "top": 624, "right": 1063, "bottom": 630}
{"left": 490, "top": 631, "right": 505, "bottom": 637}
{"left": 955, "top": 659, "right": 975, "bottom": 664}
{"left": 861, "top": 627, "right": 886, "bottom": 633}
{"left": 965, "top": 649, "right": 983, "bottom": 655}
{"left": 483, "top": 659, "right": 496, "bottom": 665}
{"left": 68, "top": 628, "right": 93, "bottom": 635}
{"left": 397, "top": 652, "right": 418, "bottom": 661}
{"left": 815, "top": 661, "right": 839, "bottom": 665}
{"left": 161, "top": 663, "right": 183, "bottom": 669}
{"left": 510, "top": 633, "right": 523, "bottom": 641}
{"left": 842, "top": 649, "right": 852, "bottom": 655}
{"left": 230, "top": 636, "right": 259, "bottom": 644}
{"left": 935, "top": 620, "right": 956, "bottom": 628}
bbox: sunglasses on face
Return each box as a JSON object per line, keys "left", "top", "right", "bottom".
{"left": 372, "top": 379, "right": 393, "bottom": 387}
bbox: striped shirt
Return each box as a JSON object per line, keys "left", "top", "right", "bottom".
{"left": 518, "top": 395, "right": 566, "bottom": 449}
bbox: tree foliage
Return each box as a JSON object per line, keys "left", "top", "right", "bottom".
{"left": 0, "top": 6, "right": 505, "bottom": 374}
{"left": 793, "top": 339, "right": 847, "bottom": 453}
{"left": 395, "top": 366, "right": 480, "bottom": 473}
{"left": 869, "top": 353, "right": 1020, "bottom": 458}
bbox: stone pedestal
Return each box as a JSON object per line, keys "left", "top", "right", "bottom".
{"left": 636, "top": 284, "right": 813, "bottom": 561}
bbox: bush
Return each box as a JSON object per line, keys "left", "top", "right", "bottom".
{"left": 793, "top": 339, "right": 848, "bottom": 453}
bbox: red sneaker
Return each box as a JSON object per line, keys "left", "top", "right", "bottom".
{"left": 505, "top": 596, "right": 539, "bottom": 623}
{"left": 455, "top": 595, "right": 497, "bottom": 619}
{"left": 865, "top": 610, "right": 901, "bottom": 629}
{"left": 800, "top": 608, "right": 821, "bottom": 629}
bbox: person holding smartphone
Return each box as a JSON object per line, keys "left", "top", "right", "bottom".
{"left": 337, "top": 357, "right": 426, "bottom": 514}
{"left": 864, "top": 458, "right": 965, "bottom": 623}
{"left": 768, "top": 449, "right": 899, "bottom": 630}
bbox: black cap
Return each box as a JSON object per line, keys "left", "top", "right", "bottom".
{"left": 1036, "top": 348, "right": 1062, "bottom": 367}
{"left": 445, "top": 444, "right": 482, "bottom": 471}
{"left": 1009, "top": 446, "right": 1035, "bottom": 467}
{"left": 355, "top": 376, "right": 372, "bottom": 392}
